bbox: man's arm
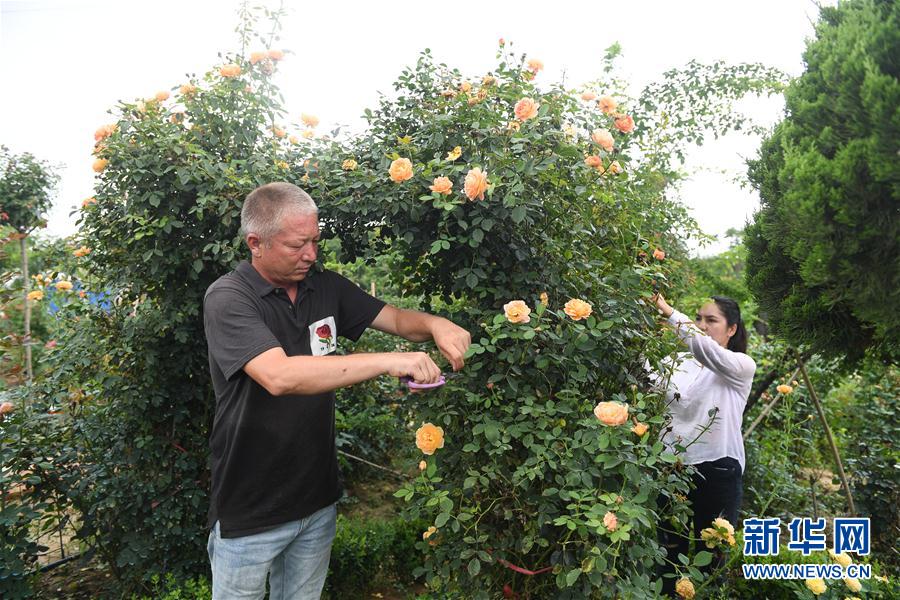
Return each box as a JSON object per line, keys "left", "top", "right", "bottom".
{"left": 244, "top": 347, "right": 441, "bottom": 396}
{"left": 370, "top": 305, "right": 471, "bottom": 371}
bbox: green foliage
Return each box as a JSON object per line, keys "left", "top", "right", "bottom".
{"left": 0, "top": 146, "right": 57, "bottom": 234}
{"left": 130, "top": 573, "right": 211, "bottom": 600}
{"left": 745, "top": 0, "right": 900, "bottom": 364}
{"left": 325, "top": 515, "right": 423, "bottom": 598}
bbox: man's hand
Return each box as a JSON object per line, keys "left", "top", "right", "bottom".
{"left": 386, "top": 351, "right": 443, "bottom": 384}
{"left": 429, "top": 318, "right": 471, "bottom": 371}
{"left": 651, "top": 292, "right": 675, "bottom": 318}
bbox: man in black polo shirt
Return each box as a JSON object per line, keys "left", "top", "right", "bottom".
{"left": 203, "top": 182, "right": 470, "bottom": 599}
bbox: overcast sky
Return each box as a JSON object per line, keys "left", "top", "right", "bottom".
{"left": 1, "top": 0, "right": 827, "bottom": 256}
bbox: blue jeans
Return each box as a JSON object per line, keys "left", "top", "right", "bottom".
{"left": 207, "top": 503, "right": 337, "bottom": 600}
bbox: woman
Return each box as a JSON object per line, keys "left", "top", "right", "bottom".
{"left": 651, "top": 292, "right": 755, "bottom": 594}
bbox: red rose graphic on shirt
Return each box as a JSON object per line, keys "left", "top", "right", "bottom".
{"left": 316, "top": 324, "right": 332, "bottom": 342}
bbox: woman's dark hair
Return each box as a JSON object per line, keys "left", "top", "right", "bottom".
{"left": 711, "top": 295, "right": 748, "bottom": 353}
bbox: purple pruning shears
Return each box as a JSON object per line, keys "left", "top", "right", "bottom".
{"left": 399, "top": 373, "right": 460, "bottom": 390}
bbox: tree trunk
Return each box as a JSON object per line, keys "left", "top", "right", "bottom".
{"left": 20, "top": 235, "right": 33, "bottom": 387}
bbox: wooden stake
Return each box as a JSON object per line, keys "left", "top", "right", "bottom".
{"left": 798, "top": 357, "right": 856, "bottom": 516}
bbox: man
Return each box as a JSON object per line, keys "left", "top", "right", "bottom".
{"left": 203, "top": 182, "right": 471, "bottom": 599}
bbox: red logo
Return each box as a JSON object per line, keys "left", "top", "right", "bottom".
{"left": 316, "top": 324, "right": 332, "bottom": 339}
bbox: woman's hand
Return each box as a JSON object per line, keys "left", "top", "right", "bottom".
{"left": 651, "top": 292, "right": 675, "bottom": 318}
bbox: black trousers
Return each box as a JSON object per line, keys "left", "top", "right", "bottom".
{"left": 658, "top": 457, "right": 743, "bottom": 596}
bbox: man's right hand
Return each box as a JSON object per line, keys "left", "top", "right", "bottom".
{"left": 386, "top": 352, "right": 442, "bottom": 384}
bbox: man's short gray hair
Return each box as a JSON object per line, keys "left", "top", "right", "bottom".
{"left": 240, "top": 182, "right": 318, "bottom": 242}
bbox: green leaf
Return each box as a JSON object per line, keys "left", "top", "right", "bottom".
{"left": 693, "top": 551, "right": 713, "bottom": 567}
{"left": 565, "top": 568, "right": 581, "bottom": 586}
{"left": 511, "top": 205, "right": 526, "bottom": 224}
{"left": 468, "top": 558, "right": 481, "bottom": 577}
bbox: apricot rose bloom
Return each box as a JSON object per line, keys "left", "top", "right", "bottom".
{"left": 527, "top": 58, "right": 544, "bottom": 73}
{"left": 652, "top": 248, "right": 666, "bottom": 260}
{"left": 179, "top": 84, "right": 197, "bottom": 95}
{"left": 423, "top": 526, "right": 437, "bottom": 540}
{"left": 418, "top": 460, "right": 427, "bottom": 471}
{"left": 267, "top": 49, "right": 285, "bottom": 61}
{"left": 603, "top": 511, "right": 618, "bottom": 532}
{"left": 82, "top": 197, "right": 97, "bottom": 208}
{"left": 675, "top": 577, "right": 696, "bottom": 599}
{"left": 539, "top": 292, "right": 549, "bottom": 305}
{"left": 828, "top": 550, "right": 852, "bottom": 568}
{"left": 446, "top": 146, "right": 462, "bottom": 161}
{"left": 459, "top": 81, "right": 472, "bottom": 93}
{"left": 92, "top": 159, "right": 108, "bottom": 173}
{"left": 416, "top": 423, "right": 445, "bottom": 455}
{"left": 429, "top": 176, "right": 453, "bottom": 195}
{"left": 0, "top": 402, "right": 13, "bottom": 415}
{"left": 342, "top": 159, "right": 358, "bottom": 171}
{"left": 503, "top": 300, "right": 531, "bottom": 324}
{"left": 584, "top": 155, "right": 603, "bottom": 169}
{"left": 55, "top": 281, "right": 73, "bottom": 292}
{"left": 94, "top": 124, "right": 117, "bottom": 142}
{"left": 632, "top": 422, "right": 649, "bottom": 437}
{"left": 301, "top": 113, "right": 320, "bottom": 128}
{"left": 597, "top": 96, "right": 618, "bottom": 114}
{"left": 464, "top": 168, "right": 489, "bottom": 201}
{"left": 844, "top": 577, "right": 862, "bottom": 593}
{"left": 154, "top": 91, "right": 170, "bottom": 102}
{"left": 514, "top": 97, "right": 539, "bottom": 121}
{"left": 805, "top": 578, "right": 827, "bottom": 595}
{"left": 563, "top": 298, "right": 592, "bottom": 320}
{"left": 506, "top": 121, "right": 521, "bottom": 132}
{"left": 27, "top": 290, "right": 44, "bottom": 301}
{"left": 219, "top": 64, "right": 242, "bottom": 78}
{"left": 581, "top": 91, "right": 597, "bottom": 101}
{"left": 594, "top": 401, "right": 629, "bottom": 426}
{"left": 250, "top": 51, "right": 267, "bottom": 64}
{"left": 272, "top": 126, "right": 286, "bottom": 138}
{"left": 73, "top": 246, "right": 91, "bottom": 258}
{"left": 389, "top": 158, "right": 414, "bottom": 183}
{"left": 614, "top": 114, "right": 635, "bottom": 133}
{"left": 591, "top": 129, "right": 615, "bottom": 152}
{"left": 777, "top": 384, "right": 794, "bottom": 394}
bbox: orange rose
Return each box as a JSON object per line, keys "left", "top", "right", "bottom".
{"left": 675, "top": 578, "right": 695, "bottom": 600}
{"left": 55, "top": 281, "right": 73, "bottom": 292}
{"left": 154, "top": 90, "right": 170, "bottom": 102}
{"left": 464, "top": 167, "right": 489, "bottom": 201}
{"left": 416, "top": 423, "right": 445, "bottom": 455}
{"left": 591, "top": 129, "right": 615, "bottom": 153}
{"left": 423, "top": 526, "right": 438, "bottom": 540}
{"left": 179, "top": 84, "right": 196, "bottom": 95}
{"left": 776, "top": 384, "right": 793, "bottom": 394}
{"left": 429, "top": 176, "right": 453, "bottom": 195}
{"left": 288, "top": 135, "right": 300, "bottom": 145}
{"left": 92, "top": 158, "right": 108, "bottom": 173}
{"left": 446, "top": 146, "right": 462, "bottom": 161}
{"left": 0, "top": 402, "right": 13, "bottom": 415}
{"left": 27, "top": 290, "right": 44, "bottom": 301}
{"left": 514, "top": 97, "right": 539, "bottom": 121}
{"left": 506, "top": 121, "right": 521, "bottom": 132}
{"left": 614, "top": 114, "right": 635, "bottom": 133}
{"left": 82, "top": 197, "right": 97, "bottom": 208}
{"left": 272, "top": 126, "right": 286, "bottom": 138}
{"left": 73, "top": 246, "right": 91, "bottom": 257}
{"left": 593, "top": 401, "right": 629, "bottom": 426}
{"left": 632, "top": 422, "right": 649, "bottom": 437}
{"left": 527, "top": 58, "right": 544, "bottom": 73}
{"left": 597, "top": 96, "right": 618, "bottom": 114}
{"left": 78, "top": 290, "right": 87, "bottom": 298}
{"left": 219, "top": 64, "right": 242, "bottom": 78}
{"left": 342, "top": 159, "right": 358, "bottom": 171}
{"left": 605, "top": 160, "right": 622, "bottom": 175}
{"left": 250, "top": 51, "right": 267, "bottom": 64}
{"left": 301, "top": 113, "right": 320, "bottom": 128}
{"left": 503, "top": 300, "right": 532, "bottom": 324}
{"left": 418, "top": 460, "right": 427, "bottom": 471}
{"left": 440, "top": 89, "right": 457, "bottom": 98}
{"left": 581, "top": 91, "right": 597, "bottom": 101}
{"left": 482, "top": 75, "right": 496, "bottom": 86}
{"left": 389, "top": 158, "right": 413, "bottom": 183}
{"left": 459, "top": 81, "right": 472, "bottom": 93}
{"left": 94, "top": 124, "right": 117, "bottom": 142}
{"left": 603, "top": 511, "right": 618, "bottom": 531}
{"left": 563, "top": 298, "right": 592, "bottom": 320}
{"left": 584, "top": 155, "right": 603, "bottom": 169}
{"left": 301, "top": 129, "right": 315, "bottom": 139}
{"left": 268, "top": 49, "right": 285, "bottom": 61}
{"left": 539, "top": 292, "right": 549, "bottom": 305}
{"left": 652, "top": 248, "right": 665, "bottom": 261}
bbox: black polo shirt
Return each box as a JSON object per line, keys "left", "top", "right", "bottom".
{"left": 203, "top": 260, "right": 385, "bottom": 538}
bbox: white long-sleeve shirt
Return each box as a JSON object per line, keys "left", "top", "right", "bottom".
{"left": 658, "top": 309, "right": 756, "bottom": 472}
